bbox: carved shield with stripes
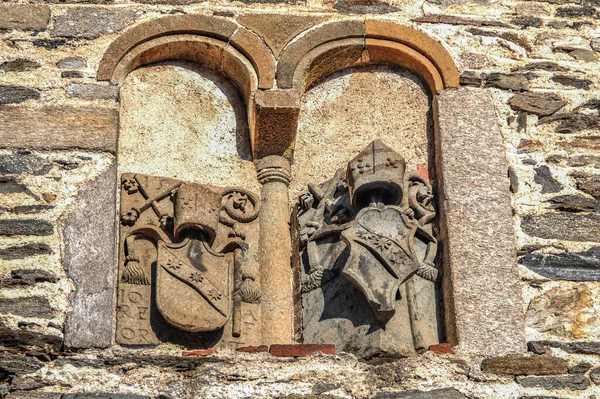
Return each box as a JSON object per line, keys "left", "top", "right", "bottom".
{"left": 156, "top": 239, "right": 231, "bottom": 332}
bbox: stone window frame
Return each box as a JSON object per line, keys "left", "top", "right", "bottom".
{"left": 65, "top": 15, "right": 525, "bottom": 355}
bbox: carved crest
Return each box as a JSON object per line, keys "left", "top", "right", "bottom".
{"left": 117, "top": 173, "right": 261, "bottom": 344}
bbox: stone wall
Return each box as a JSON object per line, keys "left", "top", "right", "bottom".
{"left": 0, "top": 0, "right": 599, "bottom": 398}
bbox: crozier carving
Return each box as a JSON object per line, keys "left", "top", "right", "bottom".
{"left": 298, "top": 140, "right": 441, "bottom": 357}
{"left": 117, "top": 174, "right": 261, "bottom": 346}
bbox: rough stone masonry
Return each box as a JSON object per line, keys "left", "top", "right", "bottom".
{"left": 0, "top": 0, "right": 599, "bottom": 397}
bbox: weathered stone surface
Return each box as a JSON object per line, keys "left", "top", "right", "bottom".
{"left": 517, "top": 375, "right": 590, "bottom": 390}
{"left": 521, "top": 213, "right": 600, "bottom": 242}
{"left": 590, "top": 367, "right": 600, "bottom": 384}
{"left": 509, "top": 92, "right": 566, "bottom": 116}
{"left": 551, "top": 75, "right": 592, "bottom": 90}
{"left": 571, "top": 171, "right": 600, "bottom": 199}
{"left": 0, "top": 85, "right": 40, "bottom": 105}
{"left": 568, "top": 362, "right": 591, "bottom": 374}
{"left": 66, "top": 83, "right": 119, "bottom": 101}
{"left": 373, "top": 388, "right": 467, "bottom": 398}
{"left": 533, "top": 341, "right": 600, "bottom": 355}
{"left": 534, "top": 165, "right": 563, "bottom": 194}
{"left": 0, "top": 59, "right": 41, "bottom": 73}
{"left": 0, "top": 321, "right": 62, "bottom": 351}
{"left": 52, "top": 7, "right": 141, "bottom": 39}
{"left": 0, "top": 5, "right": 50, "bottom": 31}
{"left": 11, "top": 269, "right": 58, "bottom": 283}
{"left": 0, "top": 220, "right": 53, "bottom": 236}
{"left": 546, "top": 195, "right": 600, "bottom": 213}
{"left": 413, "top": 15, "right": 510, "bottom": 27}
{"left": 270, "top": 344, "right": 335, "bottom": 357}
{"left": 0, "top": 153, "right": 52, "bottom": 176}
{"left": 6, "top": 393, "right": 61, "bottom": 399}
{"left": 238, "top": 14, "right": 328, "bottom": 57}
{"left": 63, "top": 162, "right": 116, "bottom": 349}
{"left": 0, "top": 351, "right": 43, "bottom": 375}
{"left": 526, "top": 284, "right": 596, "bottom": 339}
{"left": 511, "top": 16, "right": 543, "bottom": 27}
{"left": 5, "top": 205, "right": 56, "bottom": 214}
{"left": 485, "top": 73, "right": 529, "bottom": 91}
{"left": 62, "top": 394, "right": 152, "bottom": 399}
{"left": 0, "top": 296, "right": 53, "bottom": 318}
{"left": 515, "top": 62, "right": 569, "bottom": 72}
{"left": 459, "top": 71, "right": 485, "bottom": 87}
{"left": 481, "top": 356, "right": 568, "bottom": 375}
{"left": 527, "top": 341, "right": 547, "bottom": 354}
{"left": 569, "top": 49, "right": 598, "bottom": 62}
{"left": 0, "top": 106, "right": 118, "bottom": 153}
{"left": 10, "top": 375, "right": 50, "bottom": 391}
{"left": 539, "top": 113, "right": 600, "bottom": 133}
{"left": 57, "top": 57, "right": 87, "bottom": 69}
{"left": 592, "top": 37, "right": 600, "bottom": 52}
{"left": 61, "top": 71, "right": 84, "bottom": 79}
{"left": 434, "top": 88, "right": 525, "bottom": 355}
{"left": 334, "top": 0, "right": 399, "bottom": 13}
{"left": 547, "top": 154, "right": 600, "bottom": 169}
{"left": 0, "top": 243, "right": 53, "bottom": 260}
{"left": 555, "top": 6, "right": 597, "bottom": 17}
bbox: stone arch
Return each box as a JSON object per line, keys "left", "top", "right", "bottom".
{"left": 276, "top": 20, "right": 459, "bottom": 94}
{"left": 97, "top": 14, "right": 276, "bottom": 100}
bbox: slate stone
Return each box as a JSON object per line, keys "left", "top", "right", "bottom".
{"left": 0, "top": 85, "right": 40, "bottom": 105}
{"left": 555, "top": 6, "right": 597, "bottom": 17}
{"left": 9, "top": 375, "right": 49, "bottom": 391}
{"left": 373, "top": 388, "right": 467, "bottom": 398}
{"left": 539, "top": 113, "right": 600, "bottom": 134}
{"left": 517, "top": 375, "right": 590, "bottom": 390}
{"left": 527, "top": 341, "right": 547, "bottom": 354}
{"left": 52, "top": 7, "right": 142, "bottom": 39}
{"left": 61, "top": 71, "right": 84, "bottom": 79}
{"left": 509, "top": 166, "right": 519, "bottom": 193}
{"left": 66, "top": 83, "right": 119, "bottom": 101}
{"left": 511, "top": 16, "right": 543, "bottom": 27}
{"left": 0, "top": 321, "right": 62, "bottom": 351}
{"left": 485, "top": 73, "right": 529, "bottom": 91}
{"left": 0, "top": 59, "right": 41, "bottom": 73}
{"left": 435, "top": 89, "right": 525, "bottom": 355}
{"left": 534, "top": 165, "right": 563, "bottom": 194}
{"left": 63, "top": 162, "right": 116, "bottom": 349}
{"left": 509, "top": 92, "right": 566, "bottom": 116}
{"left": 0, "top": 5, "right": 50, "bottom": 31}
{"left": 533, "top": 341, "right": 600, "bottom": 355}
{"left": 592, "top": 37, "right": 600, "bottom": 52}
{"left": 54, "top": 357, "right": 103, "bottom": 368}
{"left": 514, "top": 62, "right": 569, "bottom": 72}
{"left": 546, "top": 194, "right": 600, "bottom": 212}
{"left": 6, "top": 205, "right": 55, "bottom": 214}
{"left": 7, "top": 393, "right": 62, "bottom": 399}
{"left": 481, "top": 356, "right": 568, "bottom": 375}
{"left": 459, "top": 71, "right": 485, "bottom": 87}
{"left": 57, "top": 57, "right": 87, "bottom": 69}
{"left": 568, "top": 362, "right": 591, "bottom": 374}
{"left": 590, "top": 367, "right": 600, "bottom": 384}
{"left": 562, "top": 136, "right": 600, "bottom": 152}
{"left": 70, "top": 396, "right": 144, "bottom": 399}
{"left": 0, "top": 220, "right": 53, "bottom": 236}
{"left": 11, "top": 269, "right": 58, "bottom": 283}
{"left": 552, "top": 75, "right": 592, "bottom": 90}
{"left": 0, "top": 243, "right": 52, "bottom": 260}
{"left": 413, "top": 15, "right": 511, "bottom": 27}
{"left": 546, "top": 154, "right": 600, "bottom": 169}
{"left": 0, "top": 296, "right": 53, "bottom": 318}
{"left": 0, "top": 154, "right": 52, "bottom": 175}
{"left": 0, "top": 351, "right": 43, "bottom": 375}
{"left": 334, "top": 0, "right": 399, "bottom": 14}
{"left": 569, "top": 49, "right": 598, "bottom": 62}
{"left": 521, "top": 213, "right": 600, "bottom": 242}
{"left": 0, "top": 177, "right": 31, "bottom": 195}
{"left": 571, "top": 171, "right": 600, "bottom": 199}
{"left": 32, "top": 39, "right": 69, "bottom": 50}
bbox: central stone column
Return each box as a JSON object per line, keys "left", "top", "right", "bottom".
{"left": 256, "top": 155, "right": 293, "bottom": 344}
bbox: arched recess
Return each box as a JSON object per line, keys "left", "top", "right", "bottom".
{"left": 97, "top": 15, "right": 276, "bottom": 100}
{"left": 276, "top": 20, "right": 459, "bottom": 94}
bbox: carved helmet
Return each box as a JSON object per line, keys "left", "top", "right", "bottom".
{"left": 346, "top": 140, "right": 406, "bottom": 210}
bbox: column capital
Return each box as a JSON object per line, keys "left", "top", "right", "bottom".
{"left": 255, "top": 155, "right": 291, "bottom": 186}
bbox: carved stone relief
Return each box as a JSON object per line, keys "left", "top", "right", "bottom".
{"left": 117, "top": 173, "right": 262, "bottom": 348}
{"left": 297, "top": 140, "right": 441, "bottom": 357}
